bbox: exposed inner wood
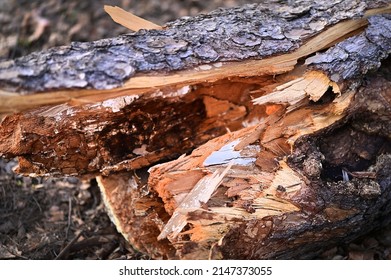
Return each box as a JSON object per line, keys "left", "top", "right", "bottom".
{"left": 97, "top": 66, "right": 391, "bottom": 259}
{"left": 1, "top": 74, "right": 292, "bottom": 176}
{"left": 157, "top": 162, "right": 233, "bottom": 241}
{"left": 146, "top": 76, "right": 350, "bottom": 248}
{"left": 99, "top": 79, "right": 333, "bottom": 257}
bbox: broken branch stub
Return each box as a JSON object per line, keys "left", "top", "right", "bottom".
{"left": 0, "top": 1, "right": 391, "bottom": 259}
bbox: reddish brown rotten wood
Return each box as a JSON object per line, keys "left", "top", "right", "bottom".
{"left": 98, "top": 66, "right": 391, "bottom": 259}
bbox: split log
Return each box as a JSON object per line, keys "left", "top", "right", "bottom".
{"left": 0, "top": 1, "right": 391, "bottom": 259}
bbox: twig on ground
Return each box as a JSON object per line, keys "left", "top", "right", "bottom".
{"left": 55, "top": 230, "right": 83, "bottom": 260}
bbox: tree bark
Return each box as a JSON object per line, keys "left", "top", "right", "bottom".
{"left": 0, "top": 0, "right": 388, "bottom": 93}
{"left": 0, "top": 1, "right": 390, "bottom": 259}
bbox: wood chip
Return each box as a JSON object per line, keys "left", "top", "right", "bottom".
{"left": 104, "top": 6, "right": 162, "bottom": 32}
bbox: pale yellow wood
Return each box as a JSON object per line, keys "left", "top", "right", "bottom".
{"left": 253, "top": 71, "right": 338, "bottom": 106}
{"left": 157, "top": 162, "right": 233, "bottom": 240}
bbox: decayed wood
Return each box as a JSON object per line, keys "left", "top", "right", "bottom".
{"left": 0, "top": 1, "right": 391, "bottom": 260}
{"left": 96, "top": 13, "right": 391, "bottom": 259}
{"left": 0, "top": 77, "right": 277, "bottom": 176}
{"left": 98, "top": 61, "right": 391, "bottom": 259}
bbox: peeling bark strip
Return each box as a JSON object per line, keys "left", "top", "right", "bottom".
{"left": 0, "top": 1, "right": 391, "bottom": 260}
{"left": 0, "top": 0, "right": 389, "bottom": 93}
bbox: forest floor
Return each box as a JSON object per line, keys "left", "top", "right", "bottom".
{"left": 0, "top": 0, "right": 390, "bottom": 259}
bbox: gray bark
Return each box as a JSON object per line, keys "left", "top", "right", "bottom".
{"left": 307, "top": 15, "right": 391, "bottom": 83}
{"left": 0, "top": 0, "right": 388, "bottom": 92}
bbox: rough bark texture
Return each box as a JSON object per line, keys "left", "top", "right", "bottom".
{"left": 0, "top": 1, "right": 390, "bottom": 260}
{"left": 307, "top": 15, "right": 391, "bottom": 83}
{"left": 0, "top": 0, "right": 388, "bottom": 92}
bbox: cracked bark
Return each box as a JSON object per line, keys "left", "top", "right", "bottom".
{"left": 0, "top": 0, "right": 389, "bottom": 93}
{"left": 0, "top": 1, "right": 391, "bottom": 259}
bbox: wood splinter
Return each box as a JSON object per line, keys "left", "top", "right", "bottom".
{"left": 104, "top": 5, "right": 163, "bottom": 31}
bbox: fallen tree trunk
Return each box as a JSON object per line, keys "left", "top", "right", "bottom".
{"left": 0, "top": 1, "right": 391, "bottom": 259}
